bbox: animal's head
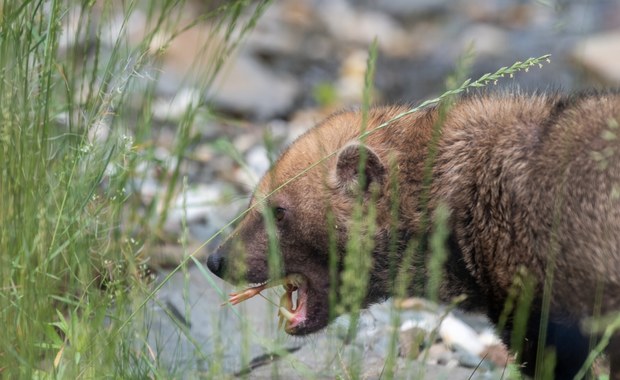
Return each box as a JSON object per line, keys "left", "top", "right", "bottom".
{"left": 207, "top": 108, "right": 417, "bottom": 335}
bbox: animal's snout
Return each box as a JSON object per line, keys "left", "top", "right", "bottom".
{"left": 206, "top": 251, "right": 227, "bottom": 278}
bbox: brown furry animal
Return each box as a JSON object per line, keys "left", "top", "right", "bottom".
{"left": 207, "top": 91, "right": 620, "bottom": 379}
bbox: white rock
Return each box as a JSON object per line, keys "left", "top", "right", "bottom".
{"left": 400, "top": 312, "right": 440, "bottom": 333}
{"left": 245, "top": 145, "right": 271, "bottom": 179}
{"left": 438, "top": 314, "right": 485, "bottom": 357}
{"left": 319, "top": 0, "right": 408, "bottom": 51}
{"left": 478, "top": 328, "right": 503, "bottom": 347}
{"left": 137, "top": 178, "right": 160, "bottom": 204}
{"left": 337, "top": 50, "right": 371, "bottom": 104}
{"left": 572, "top": 31, "right": 620, "bottom": 84}
{"left": 458, "top": 24, "right": 509, "bottom": 58}
{"left": 426, "top": 342, "right": 453, "bottom": 365}
{"left": 152, "top": 88, "right": 202, "bottom": 121}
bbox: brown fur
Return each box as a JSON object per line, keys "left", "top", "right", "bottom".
{"left": 208, "top": 91, "right": 620, "bottom": 379}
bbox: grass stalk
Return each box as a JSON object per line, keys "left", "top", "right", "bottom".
{"left": 0, "top": 0, "right": 268, "bottom": 377}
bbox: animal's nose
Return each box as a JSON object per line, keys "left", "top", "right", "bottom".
{"left": 206, "top": 252, "right": 226, "bottom": 278}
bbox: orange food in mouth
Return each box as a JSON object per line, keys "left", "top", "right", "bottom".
{"left": 225, "top": 274, "right": 308, "bottom": 332}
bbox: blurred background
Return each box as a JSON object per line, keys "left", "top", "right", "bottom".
{"left": 103, "top": 0, "right": 620, "bottom": 262}
{"left": 2, "top": 0, "right": 619, "bottom": 378}
{"left": 204, "top": 0, "right": 620, "bottom": 119}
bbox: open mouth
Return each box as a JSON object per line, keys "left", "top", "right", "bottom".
{"left": 226, "top": 274, "right": 308, "bottom": 333}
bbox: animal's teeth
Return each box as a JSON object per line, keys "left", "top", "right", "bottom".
{"left": 279, "top": 306, "right": 295, "bottom": 322}
{"left": 285, "top": 274, "right": 305, "bottom": 287}
{"left": 280, "top": 290, "right": 293, "bottom": 310}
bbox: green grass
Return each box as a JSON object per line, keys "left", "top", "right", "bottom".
{"left": 0, "top": 0, "right": 269, "bottom": 378}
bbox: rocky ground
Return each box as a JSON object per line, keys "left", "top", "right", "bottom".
{"left": 148, "top": 266, "right": 511, "bottom": 378}
{"left": 65, "top": 0, "right": 620, "bottom": 378}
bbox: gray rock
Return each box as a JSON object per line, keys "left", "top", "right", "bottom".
{"left": 399, "top": 326, "right": 427, "bottom": 359}
{"left": 245, "top": 145, "right": 271, "bottom": 180}
{"left": 243, "top": 2, "right": 309, "bottom": 57}
{"left": 207, "top": 52, "right": 301, "bottom": 120}
{"left": 142, "top": 266, "right": 513, "bottom": 378}
{"left": 143, "top": 266, "right": 291, "bottom": 375}
{"left": 318, "top": 0, "right": 409, "bottom": 53}
{"left": 426, "top": 342, "right": 454, "bottom": 365}
{"left": 362, "top": 0, "right": 450, "bottom": 18}
{"left": 454, "top": 344, "right": 491, "bottom": 370}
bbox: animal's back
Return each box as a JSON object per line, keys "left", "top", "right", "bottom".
{"left": 542, "top": 92, "right": 620, "bottom": 314}
{"left": 435, "top": 91, "right": 620, "bottom": 316}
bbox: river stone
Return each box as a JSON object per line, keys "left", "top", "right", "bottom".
{"left": 572, "top": 31, "right": 620, "bottom": 84}
{"left": 207, "top": 52, "right": 301, "bottom": 120}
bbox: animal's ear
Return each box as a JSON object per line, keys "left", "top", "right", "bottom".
{"left": 335, "top": 142, "right": 386, "bottom": 194}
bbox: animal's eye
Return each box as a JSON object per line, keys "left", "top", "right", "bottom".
{"left": 274, "top": 207, "right": 286, "bottom": 222}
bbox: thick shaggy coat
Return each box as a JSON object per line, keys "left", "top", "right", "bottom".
{"left": 208, "top": 92, "right": 620, "bottom": 379}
